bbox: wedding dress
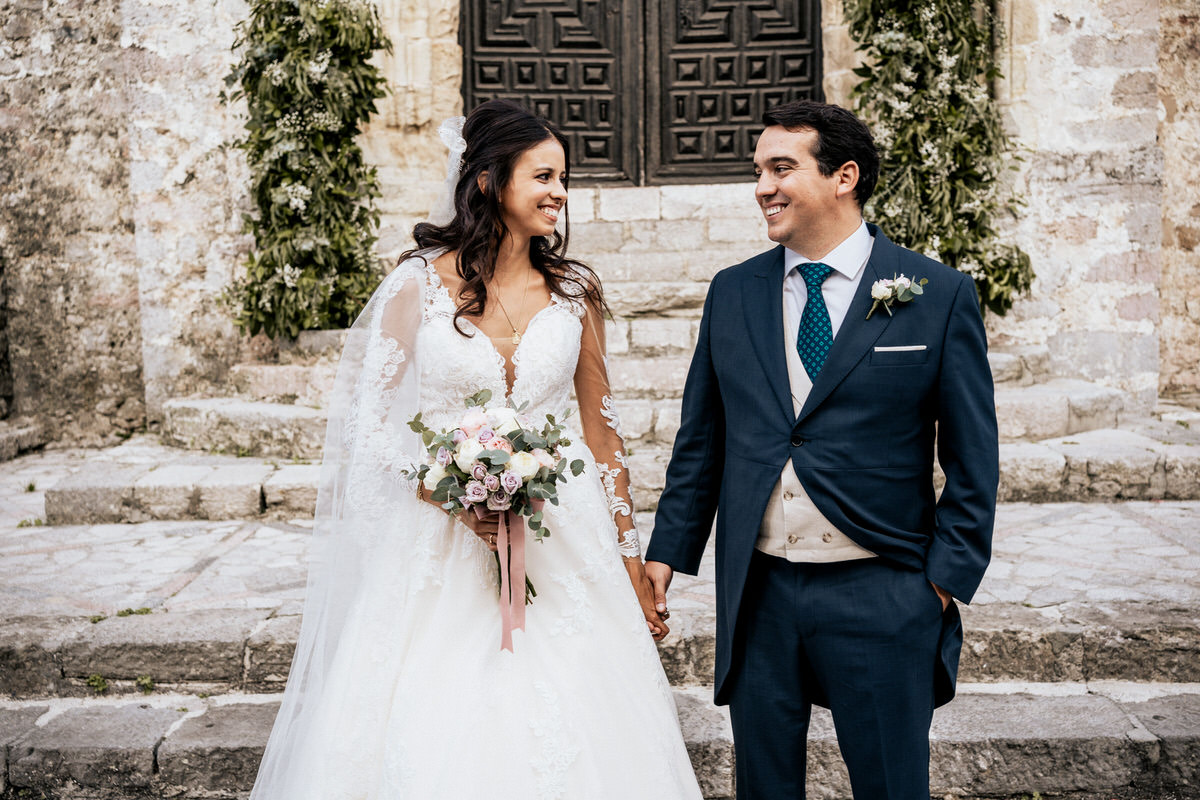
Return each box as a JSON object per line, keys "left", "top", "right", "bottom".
{"left": 249, "top": 249, "right": 704, "bottom": 799}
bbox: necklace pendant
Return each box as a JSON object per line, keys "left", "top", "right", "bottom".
{"left": 511, "top": 331, "right": 522, "bottom": 345}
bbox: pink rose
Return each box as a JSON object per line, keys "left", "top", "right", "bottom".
{"left": 463, "top": 480, "right": 488, "bottom": 504}
{"left": 531, "top": 448, "right": 557, "bottom": 469}
{"left": 500, "top": 469, "right": 522, "bottom": 495}
{"left": 460, "top": 408, "right": 488, "bottom": 436}
{"left": 491, "top": 437, "right": 514, "bottom": 454}
{"left": 486, "top": 491, "right": 512, "bottom": 511}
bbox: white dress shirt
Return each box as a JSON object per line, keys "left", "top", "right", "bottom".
{"left": 782, "top": 220, "right": 874, "bottom": 342}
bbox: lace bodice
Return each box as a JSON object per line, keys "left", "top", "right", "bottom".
{"left": 381, "top": 255, "right": 641, "bottom": 558}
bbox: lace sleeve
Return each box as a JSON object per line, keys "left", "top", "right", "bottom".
{"left": 574, "top": 299, "right": 640, "bottom": 559}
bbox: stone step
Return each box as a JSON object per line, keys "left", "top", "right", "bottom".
{"left": 996, "top": 378, "right": 1127, "bottom": 441}
{"left": 161, "top": 398, "right": 327, "bottom": 460}
{"left": 0, "top": 418, "right": 46, "bottom": 462}
{"left": 1, "top": 685, "right": 1197, "bottom": 799}
{"left": 39, "top": 417, "right": 1200, "bottom": 527}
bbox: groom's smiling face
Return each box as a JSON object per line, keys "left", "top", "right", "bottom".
{"left": 753, "top": 126, "right": 846, "bottom": 255}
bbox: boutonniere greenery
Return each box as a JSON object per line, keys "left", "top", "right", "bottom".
{"left": 866, "top": 275, "right": 928, "bottom": 320}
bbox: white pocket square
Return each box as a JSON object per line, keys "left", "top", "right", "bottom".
{"left": 874, "top": 345, "right": 926, "bottom": 352}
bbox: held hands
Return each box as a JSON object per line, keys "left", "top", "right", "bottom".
{"left": 644, "top": 560, "right": 674, "bottom": 622}
{"left": 624, "top": 557, "right": 669, "bottom": 642}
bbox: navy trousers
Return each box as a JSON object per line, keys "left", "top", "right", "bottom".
{"left": 727, "top": 552, "right": 944, "bottom": 799}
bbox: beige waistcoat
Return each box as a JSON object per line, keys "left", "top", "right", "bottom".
{"left": 755, "top": 292, "right": 876, "bottom": 562}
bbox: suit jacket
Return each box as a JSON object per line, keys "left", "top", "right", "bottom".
{"left": 646, "top": 225, "right": 1000, "bottom": 705}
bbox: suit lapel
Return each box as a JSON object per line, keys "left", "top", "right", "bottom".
{"left": 742, "top": 246, "right": 794, "bottom": 424}
{"left": 796, "top": 228, "right": 899, "bottom": 424}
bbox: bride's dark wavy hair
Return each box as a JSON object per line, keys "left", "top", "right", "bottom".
{"left": 400, "top": 99, "right": 608, "bottom": 336}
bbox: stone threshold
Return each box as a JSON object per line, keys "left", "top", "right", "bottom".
{"left": 1, "top": 685, "right": 1198, "bottom": 800}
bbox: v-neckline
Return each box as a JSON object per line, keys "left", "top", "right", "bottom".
{"left": 429, "top": 272, "right": 560, "bottom": 399}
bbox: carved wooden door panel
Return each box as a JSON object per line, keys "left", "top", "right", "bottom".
{"left": 462, "top": 0, "right": 822, "bottom": 184}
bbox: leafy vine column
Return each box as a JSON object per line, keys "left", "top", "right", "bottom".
{"left": 843, "top": 0, "right": 1033, "bottom": 315}
{"left": 224, "top": 0, "right": 391, "bottom": 339}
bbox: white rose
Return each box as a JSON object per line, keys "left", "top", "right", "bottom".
{"left": 422, "top": 463, "right": 449, "bottom": 492}
{"left": 454, "top": 439, "right": 485, "bottom": 473}
{"left": 893, "top": 275, "right": 912, "bottom": 290}
{"left": 508, "top": 451, "right": 541, "bottom": 480}
{"left": 871, "top": 279, "right": 893, "bottom": 300}
{"left": 459, "top": 408, "right": 488, "bottom": 435}
{"left": 486, "top": 406, "right": 521, "bottom": 435}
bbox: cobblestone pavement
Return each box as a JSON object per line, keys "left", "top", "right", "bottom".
{"left": 2, "top": 448, "right": 1199, "bottom": 619}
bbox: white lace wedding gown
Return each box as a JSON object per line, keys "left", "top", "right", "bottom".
{"left": 249, "top": 253, "right": 704, "bottom": 800}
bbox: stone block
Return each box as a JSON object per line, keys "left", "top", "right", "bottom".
{"left": 1046, "top": 429, "right": 1162, "bottom": 500}
{"left": 230, "top": 364, "right": 315, "bottom": 400}
{"left": 570, "top": 221, "right": 626, "bottom": 254}
{"left": 44, "top": 464, "right": 151, "bottom": 525}
{"left": 1060, "top": 379, "right": 1126, "bottom": 434}
{"left": 158, "top": 702, "right": 281, "bottom": 790}
{"left": 607, "top": 283, "right": 709, "bottom": 316}
{"left": 609, "top": 398, "right": 654, "bottom": 443}
{"left": 132, "top": 464, "right": 213, "bottom": 520}
{"left": 609, "top": 356, "right": 691, "bottom": 399}
{"left": 706, "top": 214, "right": 767, "bottom": 245}
{"left": 620, "top": 220, "right": 707, "bottom": 253}
{"left": 605, "top": 318, "right": 630, "bottom": 355}
{"left": 163, "top": 398, "right": 328, "bottom": 460}
{"left": 61, "top": 609, "right": 268, "bottom": 683}
{"left": 628, "top": 317, "right": 696, "bottom": 354}
{"left": 929, "top": 693, "right": 1155, "bottom": 795}
{"left": 994, "top": 384, "right": 1070, "bottom": 441}
{"left": 659, "top": 184, "right": 760, "bottom": 221}
{"left": 988, "top": 351, "right": 1026, "bottom": 385}
{"left": 0, "top": 706, "right": 47, "bottom": 792}
{"left": 654, "top": 405, "right": 682, "bottom": 446}
{"left": 8, "top": 703, "right": 184, "bottom": 790}
{"left": 0, "top": 617, "right": 93, "bottom": 697}
{"left": 958, "top": 604, "right": 1085, "bottom": 682}
{"left": 998, "top": 442, "right": 1066, "bottom": 502}
{"left": 589, "top": 250, "right": 702, "bottom": 283}
{"left": 1162, "top": 444, "right": 1200, "bottom": 500}
{"left": 263, "top": 464, "right": 320, "bottom": 516}
{"left": 674, "top": 686, "right": 734, "bottom": 800}
{"left": 245, "top": 615, "right": 301, "bottom": 687}
{"left": 597, "top": 186, "right": 661, "bottom": 221}
{"left": 1126, "top": 694, "right": 1200, "bottom": 786}
{"left": 657, "top": 606, "right": 717, "bottom": 687}
{"left": 1064, "top": 602, "right": 1200, "bottom": 682}
{"left": 566, "top": 186, "right": 595, "bottom": 223}
{"left": 198, "top": 463, "right": 272, "bottom": 519}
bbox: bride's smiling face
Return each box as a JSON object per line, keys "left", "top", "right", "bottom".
{"left": 496, "top": 137, "right": 567, "bottom": 240}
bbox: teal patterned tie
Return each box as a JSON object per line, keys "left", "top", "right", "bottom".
{"left": 796, "top": 262, "right": 834, "bottom": 380}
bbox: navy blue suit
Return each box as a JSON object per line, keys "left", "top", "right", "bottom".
{"left": 647, "top": 226, "right": 999, "bottom": 798}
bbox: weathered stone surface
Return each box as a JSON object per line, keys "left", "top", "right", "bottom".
{"left": 230, "top": 363, "right": 318, "bottom": 401}
{"left": 132, "top": 464, "right": 213, "bottom": 520}
{"left": 263, "top": 465, "right": 320, "bottom": 516}
{"left": 1064, "top": 379, "right": 1127, "bottom": 434}
{"left": 959, "top": 603, "right": 1086, "bottom": 682}
{"left": 0, "top": 705, "right": 47, "bottom": 792}
{"left": 0, "top": 617, "right": 90, "bottom": 697}
{"left": 61, "top": 609, "right": 268, "bottom": 683}
{"left": 275, "top": 329, "right": 348, "bottom": 365}
{"left": 0, "top": 419, "right": 45, "bottom": 462}
{"left": 1127, "top": 693, "right": 1200, "bottom": 786}
{"left": 995, "top": 382, "right": 1071, "bottom": 441}
{"left": 609, "top": 356, "right": 692, "bottom": 399}
{"left": 929, "top": 693, "right": 1156, "bottom": 795}
{"left": 198, "top": 463, "right": 272, "bottom": 519}
{"left": 1064, "top": 602, "right": 1200, "bottom": 682}
{"left": 245, "top": 615, "right": 301, "bottom": 687}
{"left": 7, "top": 703, "right": 184, "bottom": 790}
{"left": 43, "top": 464, "right": 151, "bottom": 525}
{"left": 163, "top": 398, "right": 327, "bottom": 460}
{"left": 997, "top": 441, "right": 1067, "bottom": 502}
{"left": 657, "top": 606, "right": 717, "bottom": 687}
{"left": 988, "top": 352, "right": 1027, "bottom": 385}
{"left": 1046, "top": 429, "right": 1163, "bottom": 500}
{"left": 158, "top": 702, "right": 281, "bottom": 790}
{"left": 673, "top": 686, "right": 735, "bottom": 800}
{"left": 606, "top": 282, "right": 710, "bottom": 316}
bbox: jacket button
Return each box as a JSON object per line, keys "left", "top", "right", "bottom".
{"left": 790, "top": 434, "right": 805, "bottom": 447}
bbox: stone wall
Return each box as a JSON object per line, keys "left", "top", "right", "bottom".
{"left": 125, "top": 0, "right": 250, "bottom": 420}
{"left": 1159, "top": 3, "right": 1200, "bottom": 396}
{"left": 0, "top": 0, "right": 144, "bottom": 443}
{"left": 0, "top": 252, "right": 10, "bottom": 417}
{"left": 992, "top": 0, "right": 1163, "bottom": 410}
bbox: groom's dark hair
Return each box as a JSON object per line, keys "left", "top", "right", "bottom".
{"left": 762, "top": 100, "right": 879, "bottom": 208}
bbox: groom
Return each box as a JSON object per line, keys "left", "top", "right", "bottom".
{"left": 645, "top": 100, "right": 999, "bottom": 798}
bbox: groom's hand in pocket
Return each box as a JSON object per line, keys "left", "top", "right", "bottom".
{"left": 931, "top": 581, "right": 952, "bottom": 612}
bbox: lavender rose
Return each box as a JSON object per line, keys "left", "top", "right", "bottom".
{"left": 486, "top": 491, "right": 513, "bottom": 511}
{"left": 451, "top": 428, "right": 468, "bottom": 444}
{"left": 477, "top": 427, "right": 495, "bottom": 444}
{"left": 435, "top": 446, "right": 452, "bottom": 466}
{"left": 499, "top": 469, "right": 522, "bottom": 495}
{"left": 463, "top": 480, "right": 488, "bottom": 504}
{"left": 471, "top": 462, "right": 488, "bottom": 481}
{"left": 483, "top": 473, "right": 500, "bottom": 492}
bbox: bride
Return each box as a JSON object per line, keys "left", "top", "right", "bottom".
{"left": 249, "top": 99, "right": 704, "bottom": 799}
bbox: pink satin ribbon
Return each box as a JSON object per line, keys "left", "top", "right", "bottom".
{"left": 496, "top": 500, "right": 542, "bottom": 652}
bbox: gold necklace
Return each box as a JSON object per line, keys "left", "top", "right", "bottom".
{"left": 492, "top": 269, "right": 531, "bottom": 345}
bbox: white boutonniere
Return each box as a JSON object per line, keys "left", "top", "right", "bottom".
{"left": 866, "top": 274, "right": 928, "bottom": 320}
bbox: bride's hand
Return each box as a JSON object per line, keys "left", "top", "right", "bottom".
{"left": 624, "top": 557, "right": 669, "bottom": 642}
{"left": 417, "top": 486, "right": 500, "bottom": 551}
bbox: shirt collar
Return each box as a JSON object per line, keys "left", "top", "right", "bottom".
{"left": 782, "top": 220, "right": 872, "bottom": 280}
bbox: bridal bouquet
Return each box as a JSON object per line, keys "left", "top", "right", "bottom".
{"left": 402, "top": 389, "right": 584, "bottom": 650}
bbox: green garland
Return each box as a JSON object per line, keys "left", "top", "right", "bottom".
{"left": 223, "top": 0, "right": 391, "bottom": 339}
{"left": 844, "top": 0, "right": 1033, "bottom": 315}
